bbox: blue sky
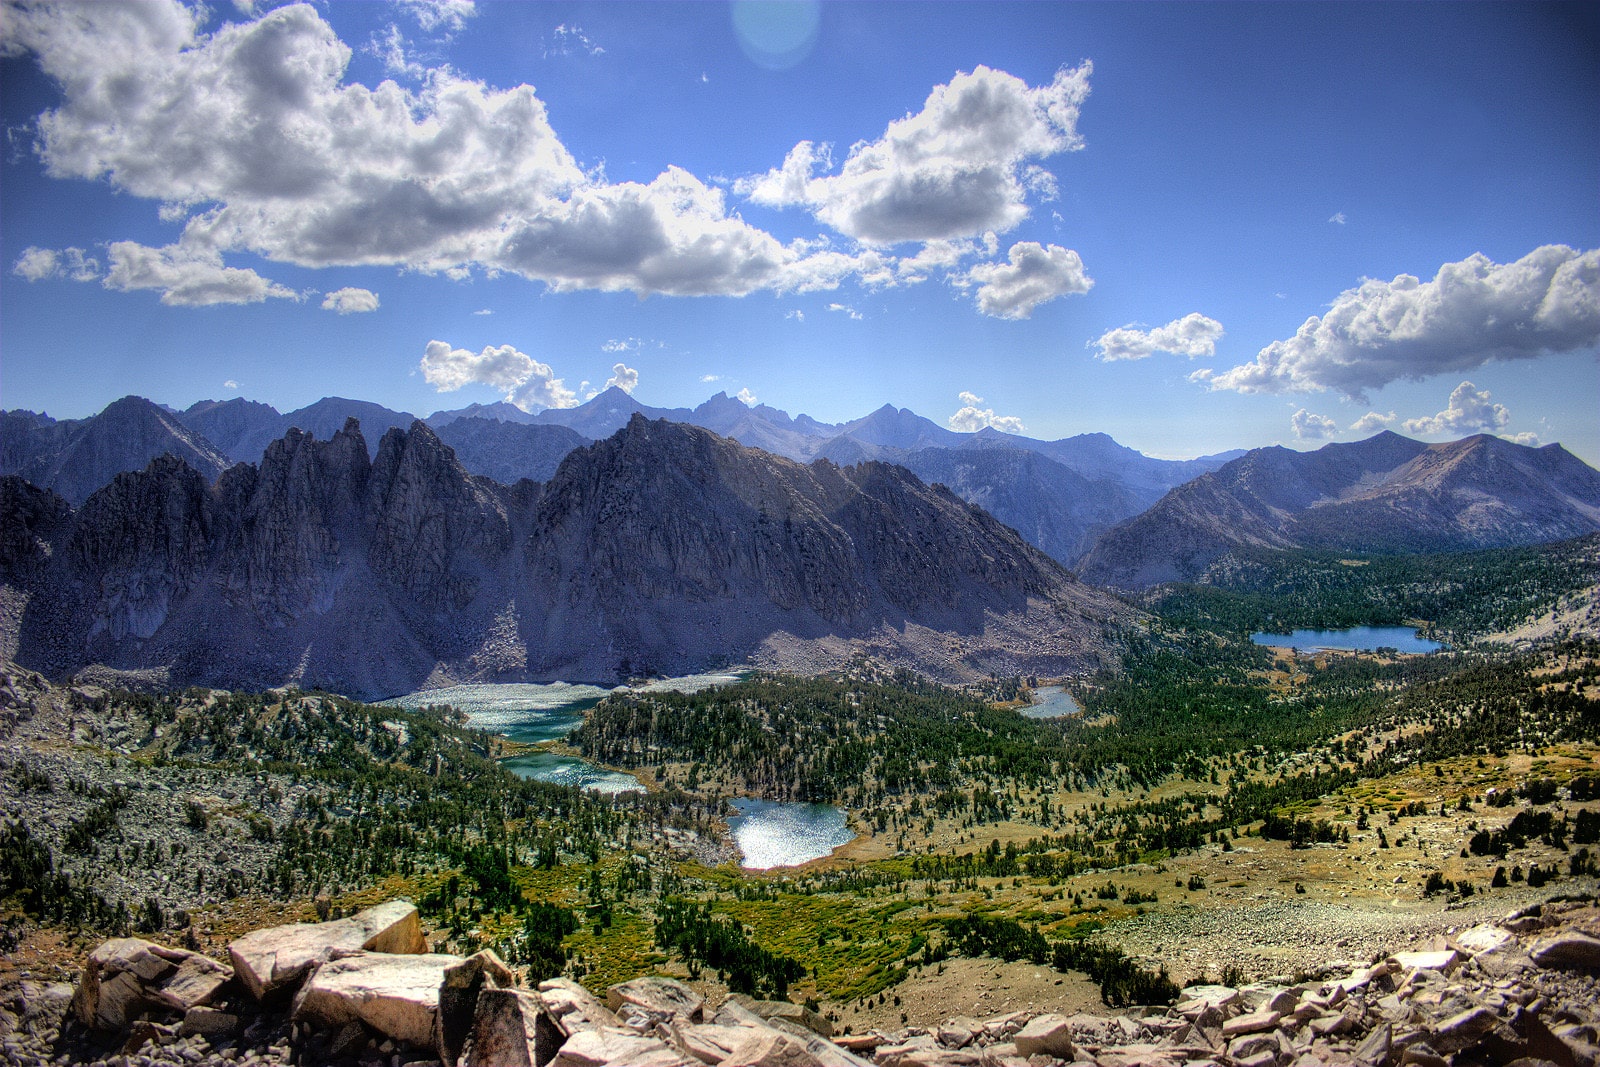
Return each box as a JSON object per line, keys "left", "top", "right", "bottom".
{"left": 3, "top": 1, "right": 1597, "bottom": 461}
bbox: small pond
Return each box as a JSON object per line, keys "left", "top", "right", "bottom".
{"left": 1250, "top": 626, "right": 1444, "bottom": 654}
{"left": 726, "top": 798, "right": 854, "bottom": 870}
{"left": 500, "top": 751, "right": 643, "bottom": 796}
{"left": 1021, "top": 685, "right": 1081, "bottom": 719}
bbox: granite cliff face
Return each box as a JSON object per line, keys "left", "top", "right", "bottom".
{"left": 0, "top": 416, "right": 1130, "bottom": 696}
{"left": 1078, "top": 432, "right": 1600, "bottom": 589}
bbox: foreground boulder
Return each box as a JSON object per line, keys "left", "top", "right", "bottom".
{"left": 71, "top": 938, "right": 231, "bottom": 1031}
{"left": 537, "top": 977, "right": 620, "bottom": 1039}
{"left": 289, "top": 950, "right": 460, "bottom": 1047}
{"left": 229, "top": 899, "right": 426, "bottom": 1000}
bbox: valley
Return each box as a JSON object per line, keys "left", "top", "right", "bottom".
{"left": 2, "top": 404, "right": 1598, "bottom": 1066}
{"left": 2, "top": 533, "right": 1596, "bottom": 1064}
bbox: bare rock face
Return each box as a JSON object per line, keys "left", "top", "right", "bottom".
{"left": 228, "top": 900, "right": 425, "bottom": 1000}
{"left": 0, "top": 396, "right": 231, "bottom": 506}
{"left": 547, "top": 1026, "right": 700, "bottom": 1067}
{"left": 537, "top": 977, "right": 619, "bottom": 1038}
{"left": 1012, "top": 1013, "right": 1076, "bottom": 1059}
{"left": 1529, "top": 931, "right": 1600, "bottom": 972}
{"left": 71, "top": 938, "right": 230, "bottom": 1031}
{"left": 605, "top": 975, "right": 705, "bottom": 1024}
{"left": 436, "top": 950, "right": 516, "bottom": 1067}
{"left": 289, "top": 951, "right": 460, "bottom": 1048}
{"left": 460, "top": 987, "right": 549, "bottom": 1067}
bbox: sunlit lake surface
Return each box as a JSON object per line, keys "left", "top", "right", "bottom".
{"left": 383, "top": 673, "right": 748, "bottom": 792}
{"left": 499, "top": 751, "right": 643, "bottom": 796}
{"left": 382, "top": 672, "right": 748, "bottom": 744}
{"left": 727, "top": 798, "right": 854, "bottom": 870}
{"left": 1021, "top": 685, "right": 1081, "bottom": 719}
{"left": 1250, "top": 626, "right": 1444, "bottom": 654}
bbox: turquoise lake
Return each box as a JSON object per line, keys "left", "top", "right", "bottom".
{"left": 1250, "top": 626, "right": 1444, "bottom": 654}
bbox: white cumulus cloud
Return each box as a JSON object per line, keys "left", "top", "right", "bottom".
{"left": 1200, "top": 246, "right": 1600, "bottom": 401}
{"left": 105, "top": 239, "right": 299, "bottom": 306}
{"left": 1402, "top": 381, "right": 1512, "bottom": 438}
{"left": 603, "top": 362, "right": 639, "bottom": 394}
{"left": 1091, "top": 313, "right": 1223, "bottom": 361}
{"left": 0, "top": 1, "right": 905, "bottom": 308}
{"left": 736, "top": 387, "right": 758, "bottom": 406}
{"left": 321, "top": 287, "right": 380, "bottom": 314}
{"left": 948, "top": 392, "right": 1025, "bottom": 434}
{"left": 963, "top": 242, "right": 1092, "bottom": 319}
{"left": 419, "top": 339, "right": 577, "bottom": 411}
{"left": 740, "top": 63, "right": 1091, "bottom": 245}
{"left": 1329, "top": 212, "right": 1347, "bottom": 225}
{"left": 1290, "top": 409, "right": 1338, "bottom": 440}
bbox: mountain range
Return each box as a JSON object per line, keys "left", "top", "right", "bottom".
{"left": 1, "top": 389, "right": 1237, "bottom": 567}
{"left": 1078, "top": 431, "right": 1600, "bottom": 588}
{"left": 0, "top": 415, "right": 1131, "bottom": 697}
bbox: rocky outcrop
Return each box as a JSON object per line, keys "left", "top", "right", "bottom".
{"left": 2, "top": 416, "right": 1131, "bottom": 696}
{"left": 1079, "top": 431, "right": 1600, "bottom": 588}
{"left": 7, "top": 897, "right": 1600, "bottom": 1067}
{"left": 228, "top": 900, "right": 426, "bottom": 1000}
{"left": 71, "top": 938, "right": 231, "bottom": 1031}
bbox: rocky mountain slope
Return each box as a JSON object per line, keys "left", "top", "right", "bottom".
{"left": 0, "top": 416, "right": 1130, "bottom": 696}
{"left": 432, "top": 417, "right": 590, "bottom": 485}
{"left": 0, "top": 396, "right": 232, "bottom": 506}
{"left": 179, "top": 396, "right": 418, "bottom": 462}
{"left": 892, "top": 447, "right": 1145, "bottom": 565}
{"left": 1079, "top": 431, "right": 1600, "bottom": 589}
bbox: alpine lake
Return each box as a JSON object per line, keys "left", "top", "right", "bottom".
{"left": 1249, "top": 624, "right": 1446, "bottom": 654}
{"left": 383, "top": 674, "right": 856, "bottom": 869}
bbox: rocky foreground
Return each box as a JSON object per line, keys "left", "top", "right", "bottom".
{"left": 2, "top": 897, "right": 1598, "bottom": 1067}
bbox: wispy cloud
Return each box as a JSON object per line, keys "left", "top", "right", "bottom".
{"left": 544, "top": 23, "right": 604, "bottom": 58}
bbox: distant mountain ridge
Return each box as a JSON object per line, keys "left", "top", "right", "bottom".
{"left": 6, "top": 389, "right": 1241, "bottom": 567}
{"left": 0, "top": 396, "right": 231, "bottom": 504}
{"left": 1077, "top": 431, "right": 1600, "bottom": 589}
{"left": 0, "top": 416, "right": 1131, "bottom": 696}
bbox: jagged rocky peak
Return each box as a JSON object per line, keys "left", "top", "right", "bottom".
{"left": 526, "top": 415, "right": 1109, "bottom": 646}
{"left": 367, "top": 420, "right": 512, "bottom": 606}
